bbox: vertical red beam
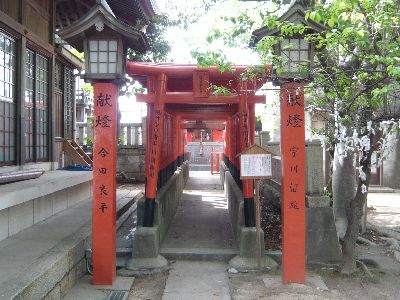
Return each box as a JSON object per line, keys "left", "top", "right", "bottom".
{"left": 92, "top": 82, "right": 118, "bottom": 285}
{"left": 248, "top": 102, "right": 255, "bottom": 145}
{"left": 144, "top": 74, "right": 167, "bottom": 227}
{"left": 211, "top": 146, "right": 214, "bottom": 174}
{"left": 239, "top": 87, "right": 255, "bottom": 227}
{"left": 280, "top": 82, "right": 306, "bottom": 284}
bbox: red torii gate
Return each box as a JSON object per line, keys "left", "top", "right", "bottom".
{"left": 92, "top": 62, "right": 306, "bottom": 285}
{"left": 127, "top": 63, "right": 265, "bottom": 228}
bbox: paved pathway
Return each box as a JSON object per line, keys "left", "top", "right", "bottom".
{"left": 163, "top": 261, "right": 230, "bottom": 300}
{"left": 161, "top": 171, "right": 235, "bottom": 252}
{"left": 367, "top": 190, "right": 400, "bottom": 228}
{"left": 161, "top": 171, "right": 234, "bottom": 299}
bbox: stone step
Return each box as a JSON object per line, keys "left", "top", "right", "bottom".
{"left": 160, "top": 247, "right": 238, "bottom": 262}
{"left": 368, "top": 186, "right": 395, "bottom": 193}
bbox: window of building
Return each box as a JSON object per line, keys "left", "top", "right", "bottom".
{"left": 25, "top": 49, "right": 49, "bottom": 161}
{"left": 64, "top": 67, "right": 74, "bottom": 139}
{"left": 0, "top": 33, "right": 16, "bottom": 165}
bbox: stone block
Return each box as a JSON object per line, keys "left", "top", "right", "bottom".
{"left": 260, "top": 131, "right": 270, "bottom": 148}
{"left": 0, "top": 209, "right": 9, "bottom": 241}
{"left": 127, "top": 226, "right": 168, "bottom": 271}
{"left": 306, "top": 140, "right": 324, "bottom": 196}
{"left": 66, "top": 183, "right": 90, "bottom": 208}
{"left": 306, "top": 207, "right": 341, "bottom": 263}
{"left": 306, "top": 195, "right": 330, "bottom": 208}
{"left": 43, "top": 284, "right": 61, "bottom": 300}
{"left": 132, "top": 226, "right": 160, "bottom": 258}
{"left": 239, "top": 227, "right": 265, "bottom": 258}
{"left": 52, "top": 192, "right": 68, "bottom": 214}
{"left": 34, "top": 196, "right": 53, "bottom": 223}
{"left": 9, "top": 201, "right": 33, "bottom": 236}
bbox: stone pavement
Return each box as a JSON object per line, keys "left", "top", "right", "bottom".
{"left": 161, "top": 171, "right": 236, "bottom": 261}
{"left": 367, "top": 189, "right": 400, "bottom": 228}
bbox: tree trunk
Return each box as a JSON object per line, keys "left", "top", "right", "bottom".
{"left": 332, "top": 145, "right": 356, "bottom": 240}
{"left": 341, "top": 148, "right": 372, "bottom": 274}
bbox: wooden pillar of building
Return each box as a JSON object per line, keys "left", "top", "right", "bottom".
{"left": 280, "top": 82, "right": 306, "bottom": 284}
{"left": 143, "top": 73, "right": 167, "bottom": 227}
{"left": 92, "top": 82, "right": 118, "bottom": 285}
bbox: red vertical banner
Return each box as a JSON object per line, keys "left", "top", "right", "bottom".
{"left": 280, "top": 82, "right": 306, "bottom": 284}
{"left": 92, "top": 82, "right": 118, "bottom": 285}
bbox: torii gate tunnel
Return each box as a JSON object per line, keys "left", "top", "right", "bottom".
{"left": 91, "top": 62, "right": 306, "bottom": 285}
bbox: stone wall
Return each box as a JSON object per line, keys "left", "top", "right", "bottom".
{"left": 136, "top": 161, "right": 189, "bottom": 244}
{"left": 117, "top": 146, "right": 146, "bottom": 182}
{"left": 187, "top": 142, "right": 223, "bottom": 164}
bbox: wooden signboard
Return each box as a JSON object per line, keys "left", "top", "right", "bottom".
{"left": 238, "top": 144, "right": 273, "bottom": 269}
{"left": 240, "top": 154, "right": 272, "bottom": 179}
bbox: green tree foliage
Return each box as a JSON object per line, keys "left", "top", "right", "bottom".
{"left": 128, "top": 14, "right": 175, "bottom": 62}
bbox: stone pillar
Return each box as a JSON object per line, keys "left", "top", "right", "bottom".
{"left": 260, "top": 131, "right": 270, "bottom": 148}
{"left": 305, "top": 140, "right": 341, "bottom": 264}
{"left": 142, "top": 116, "right": 147, "bottom": 147}
{"left": 383, "top": 131, "right": 400, "bottom": 188}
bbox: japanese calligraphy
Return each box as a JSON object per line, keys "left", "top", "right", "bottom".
{"left": 286, "top": 92, "right": 302, "bottom": 107}
{"left": 96, "top": 93, "right": 112, "bottom": 107}
{"left": 290, "top": 165, "right": 298, "bottom": 173}
{"left": 95, "top": 115, "right": 112, "bottom": 127}
{"left": 290, "top": 146, "right": 299, "bottom": 158}
{"left": 149, "top": 109, "right": 162, "bottom": 178}
{"left": 99, "top": 168, "right": 107, "bottom": 174}
{"left": 289, "top": 201, "right": 300, "bottom": 209}
{"left": 97, "top": 147, "right": 109, "bottom": 158}
{"left": 286, "top": 114, "right": 303, "bottom": 128}
{"left": 99, "top": 184, "right": 108, "bottom": 196}
{"left": 99, "top": 202, "right": 108, "bottom": 213}
{"left": 290, "top": 182, "right": 298, "bottom": 192}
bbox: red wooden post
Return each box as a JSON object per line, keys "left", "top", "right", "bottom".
{"left": 92, "top": 82, "right": 118, "bottom": 285}
{"left": 248, "top": 102, "right": 255, "bottom": 145}
{"left": 280, "top": 82, "right": 306, "bottom": 284}
{"left": 216, "top": 152, "right": 220, "bottom": 173}
{"left": 144, "top": 74, "right": 167, "bottom": 227}
{"left": 210, "top": 146, "right": 214, "bottom": 174}
{"left": 239, "top": 89, "right": 255, "bottom": 227}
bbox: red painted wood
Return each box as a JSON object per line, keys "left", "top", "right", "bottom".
{"left": 92, "top": 82, "right": 118, "bottom": 285}
{"left": 280, "top": 82, "right": 306, "bottom": 284}
{"left": 239, "top": 93, "right": 253, "bottom": 198}
{"left": 145, "top": 74, "right": 167, "bottom": 199}
{"left": 193, "top": 70, "right": 210, "bottom": 98}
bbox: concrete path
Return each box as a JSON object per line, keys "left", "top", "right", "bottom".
{"left": 162, "top": 260, "right": 230, "bottom": 300}
{"left": 161, "top": 171, "right": 234, "bottom": 299}
{"left": 367, "top": 189, "right": 400, "bottom": 228}
{"left": 161, "top": 171, "right": 236, "bottom": 259}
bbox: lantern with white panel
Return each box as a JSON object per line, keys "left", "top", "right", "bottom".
{"left": 58, "top": 3, "right": 148, "bottom": 83}
{"left": 252, "top": 0, "right": 325, "bottom": 81}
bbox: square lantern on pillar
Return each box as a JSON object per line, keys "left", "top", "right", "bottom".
{"left": 58, "top": 2, "right": 149, "bottom": 82}
{"left": 252, "top": 0, "right": 326, "bottom": 81}
{"left": 85, "top": 38, "right": 123, "bottom": 79}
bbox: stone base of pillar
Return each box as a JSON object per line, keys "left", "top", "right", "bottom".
{"left": 126, "top": 226, "right": 168, "bottom": 271}
{"left": 229, "top": 227, "right": 278, "bottom": 271}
